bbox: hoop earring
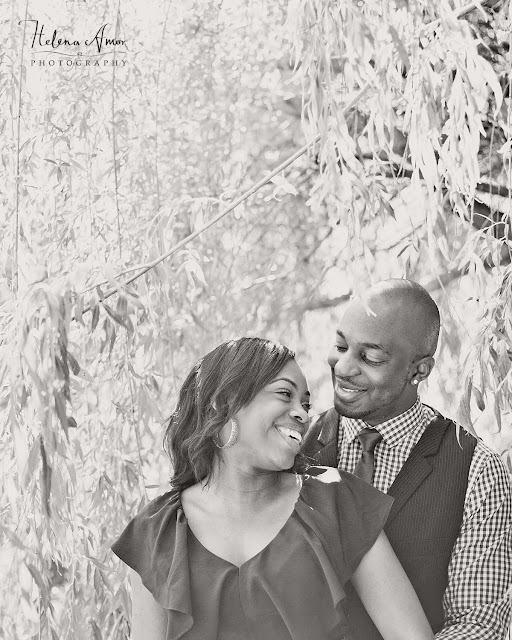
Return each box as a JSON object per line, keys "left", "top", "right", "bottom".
{"left": 213, "top": 418, "right": 239, "bottom": 449}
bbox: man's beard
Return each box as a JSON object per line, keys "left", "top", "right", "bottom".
{"left": 333, "top": 395, "right": 372, "bottom": 420}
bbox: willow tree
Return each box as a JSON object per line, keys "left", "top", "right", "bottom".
{"left": 0, "top": 0, "right": 510, "bottom": 638}
{"left": 286, "top": 0, "right": 512, "bottom": 429}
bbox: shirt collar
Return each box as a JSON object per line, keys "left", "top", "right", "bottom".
{"left": 342, "top": 399, "right": 428, "bottom": 448}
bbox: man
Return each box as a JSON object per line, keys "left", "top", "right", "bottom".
{"left": 302, "top": 279, "right": 512, "bottom": 639}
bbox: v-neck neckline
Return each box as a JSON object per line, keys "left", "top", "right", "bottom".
{"left": 185, "top": 515, "right": 295, "bottom": 570}
{"left": 180, "top": 476, "right": 306, "bottom": 570}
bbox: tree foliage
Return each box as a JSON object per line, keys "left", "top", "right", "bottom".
{"left": 0, "top": 0, "right": 511, "bottom": 637}
{"left": 286, "top": 0, "right": 512, "bottom": 433}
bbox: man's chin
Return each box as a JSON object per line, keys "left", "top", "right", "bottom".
{"left": 333, "top": 397, "right": 367, "bottom": 419}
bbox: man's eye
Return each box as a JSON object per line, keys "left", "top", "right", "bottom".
{"left": 363, "top": 355, "right": 384, "bottom": 365}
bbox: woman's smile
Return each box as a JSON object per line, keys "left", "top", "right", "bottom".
{"left": 274, "top": 423, "right": 304, "bottom": 453}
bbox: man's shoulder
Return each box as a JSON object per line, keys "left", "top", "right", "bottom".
{"left": 423, "top": 407, "right": 509, "bottom": 476}
{"left": 423, "top": 405, "right": 479, "bottom": 445}
{"left": 471, "top": 439, "right": 511, "bottom": 481}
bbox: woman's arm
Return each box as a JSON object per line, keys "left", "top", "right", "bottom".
{"left": 130, "top": 569, "right": 168, "bottom": 640}
{"left": 351, "top": 531, "right": 434, "bottom": 640}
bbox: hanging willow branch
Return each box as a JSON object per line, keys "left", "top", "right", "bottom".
{"left": 112, "top": 0, "right": 122, "bottom": 260}
{"left": 13, "top": 0, "right": 30, "bottom": 297}
{"left": 77, "top": 0, "right": 486, "bottom": 316}
{"left": 76, "top": 0, "right": 487, "bottom": 313}
{"left": 78, "top": 84, "right": 371, "bottom": 314}
{"left": 154, "top": 0, "right": 173, "bottom": 214}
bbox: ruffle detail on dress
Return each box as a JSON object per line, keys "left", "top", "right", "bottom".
{"left": 111, "top": 490, "right": 194, "bottom": 640}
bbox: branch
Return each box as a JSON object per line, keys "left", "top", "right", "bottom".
{"left": 302, "top": 227, "right": 334, "bottom": 263}
{"left": 77, "top": 0, "right": 492, "bottom": 315}
{"left": 361, "top": 157, "right": 512, "bottom": 244}
{"left": 303, "top": 294, "right": 351, "bottom": 311}
{"left": 455, "top": 0, "right": 493, "bottom": 19}
{"left": 476, "top": 182, "right": 512, "bottom": 199}
{"left": 78, "top": 85, "right": 372, "bottom": 315}
{"left": 421, "top": 269, "right": 464, "bottom": 294}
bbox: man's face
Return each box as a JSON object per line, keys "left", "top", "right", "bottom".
{"left": 327, "top": 298, "right": 419, "bottom": 425}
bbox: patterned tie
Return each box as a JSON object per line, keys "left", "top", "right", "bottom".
{"left": 353, "top": 428, "right": 383, "bottom": 484}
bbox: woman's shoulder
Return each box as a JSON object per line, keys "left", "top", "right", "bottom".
{"left": 135, "top": 487, "right": 182, "bottom": 523}
{"left": 300, "top": 466, "right": 393, "bottom": 524}
{"left": 112, "top": 487, "right": 182, "bottom": 558}
{"left": 303, "top": 465, "right": 343, "bottom": 484}
{"left": 302, "top": 465, "right": 376, "bottom": 492}
{"left": 112, "top": 486, "right": 195, "bottom": 633}
{"left": 298, "top": 466, "right": 394, "bottom": 579}
{"left": 111, "top": 487, "right": 192, "bottom": 609}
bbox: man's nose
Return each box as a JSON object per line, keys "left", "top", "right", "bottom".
{"left": 332, "top": 349, "right": 361, "bottom": 378}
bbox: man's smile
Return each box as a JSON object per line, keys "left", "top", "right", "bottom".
{"left": 334, "top": 380, "right": 367, "bottom": 402}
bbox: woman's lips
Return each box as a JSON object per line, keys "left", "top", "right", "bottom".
{"left": 275, "top": 426, "right": 302, "bottom": 453}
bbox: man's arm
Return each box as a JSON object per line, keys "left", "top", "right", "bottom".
{"left": 436, "top": 444, "right": 512, "bottom": 639}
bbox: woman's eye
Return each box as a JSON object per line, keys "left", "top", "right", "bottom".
{"left": 278, "top": 390, "right": 292, "bottom": 398}
{"left": 335, "top": 344, "right": 347, "bottom": 352}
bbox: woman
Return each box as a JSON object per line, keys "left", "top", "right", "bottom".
{"left": 112, "top": 338, "right": 433, "bottom": 640}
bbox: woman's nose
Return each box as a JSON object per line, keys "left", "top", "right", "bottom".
{"left": 289, "top": 406, "right": 309, "bottom": 424}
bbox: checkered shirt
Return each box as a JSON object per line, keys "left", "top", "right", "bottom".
{"left": 337, "top": 399, "right": 512, "bottom": 639}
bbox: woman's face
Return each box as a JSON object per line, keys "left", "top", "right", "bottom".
{"left": 231, "top": 359, "right": 311, "bottom": 472}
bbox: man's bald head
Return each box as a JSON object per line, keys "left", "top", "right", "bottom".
{"left": 364, "top": 279, "right": 440, "bottom": 357}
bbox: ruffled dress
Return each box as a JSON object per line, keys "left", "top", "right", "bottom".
{"left": 112, "top": 467, "right": 393, "bottom": 640}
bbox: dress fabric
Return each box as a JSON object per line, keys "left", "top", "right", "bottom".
{"left": 111, "top": 467, "right": 393, "bottom": 640}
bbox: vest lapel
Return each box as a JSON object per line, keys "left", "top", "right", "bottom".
{"left": 304, "top": 408, "right": 339, "bottom": 468}
{"left": 386, "top": 416, "right": 450, "bottom": 525}
{"left": 315, "top": 440, "right": 338, "bottom": 467}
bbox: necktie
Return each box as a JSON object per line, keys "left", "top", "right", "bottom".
{"left": 353, "top": 428, "right": 383, "bottom": 484}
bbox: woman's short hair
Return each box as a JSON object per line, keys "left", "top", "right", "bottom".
{"left": 164, "top": 337, "right": 296, "bottom": 491}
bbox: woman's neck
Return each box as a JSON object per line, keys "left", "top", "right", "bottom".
{"left": 202, "top": 464, "right": 289, "bottom": 513}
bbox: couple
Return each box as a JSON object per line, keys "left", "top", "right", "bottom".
{"left": 112, "top": 279, "right": 512, "bottom": 639}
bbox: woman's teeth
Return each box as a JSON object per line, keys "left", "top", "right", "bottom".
{"left": 276, "top": 426, "right": 302, "bottom": 443}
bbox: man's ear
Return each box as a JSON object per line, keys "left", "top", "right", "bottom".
{"left": 411, "top": 356, "right": 435, "bottom": 385}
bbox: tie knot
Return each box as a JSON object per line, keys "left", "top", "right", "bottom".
{"left": 357, "top": 428, "right": 383, "bottom": 453}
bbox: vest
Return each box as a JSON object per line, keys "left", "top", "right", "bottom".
{"left": 302, "top": 410, "right": 477, "bottom": 638}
